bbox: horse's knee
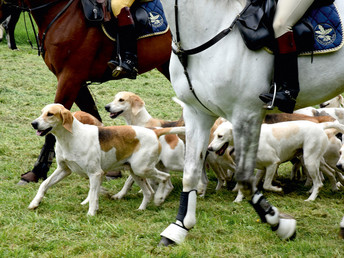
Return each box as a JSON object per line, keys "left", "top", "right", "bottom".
{"left": 182, "top": 172, "right": 200, "bottom": 191}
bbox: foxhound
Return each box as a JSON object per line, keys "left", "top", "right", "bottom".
{"left": 208, "top": 120, "right": 344, "bottom": 201}
{"left": 104, "top": 92, "right": 193, "bottom": 194}
{"left": 29, "top": 104, "right": 185, "bottom": 215}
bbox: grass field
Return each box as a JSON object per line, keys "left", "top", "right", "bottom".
{"left": 0, "top": 16, "right": 344, "bottom": 257}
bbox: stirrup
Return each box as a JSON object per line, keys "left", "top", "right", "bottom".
{"left": 263, "top": 82, "right": 277, "bottom": 110}
{"left": 112, "top": 66, "right": 123, "bottom": 77}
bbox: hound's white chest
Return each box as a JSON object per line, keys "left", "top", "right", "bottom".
{"left": 55, "top": 128, "right": 101, "bottom": 176}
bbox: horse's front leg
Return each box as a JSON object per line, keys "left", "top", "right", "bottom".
{"left": 19, "top": 78, "right": 92, "bottom": 184}
{"left": 232, "top": 113, "right": 296, "bottom": 240}
{"left": 160, "top": 108, "right": 215, "bottom": 246}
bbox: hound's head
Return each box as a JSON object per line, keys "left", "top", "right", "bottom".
{"left": 31, "top": 104, "right": 73, "bottom": 136}
{"left": 104, "top": 91, "right": 145, "bottom": 119}
{"left": 320, "top": 95, "right": 344, "bottom": 108}
{"left": 207, "top": 121, "right": 233, "bottom": 156}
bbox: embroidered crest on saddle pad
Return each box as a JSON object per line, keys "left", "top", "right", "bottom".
{"left": 101, "top": 0, "right": 169, "bottom": 41}
{"left": 306, "top": 3, "right": 344, "bottom": 55}
{"left": 238, "top": 1, "right": 343, "bottom": 55}
{"left": 137, "top": 0, "right": 168, "bottom": 38}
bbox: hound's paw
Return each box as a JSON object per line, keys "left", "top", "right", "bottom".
{"left": 263, "top": 185, "right": 283, "bottom": 192}
{"left": 87, "top": 210, "right": 96, "bottom": 216}
{"left": 112, "top": 193, "right": 124, "bottom": 200}
{"left": 81, "top": 199, "right": 89, "bottom": 205}
{"left": 28, "top": 201, "right": 39, "bottom": 210}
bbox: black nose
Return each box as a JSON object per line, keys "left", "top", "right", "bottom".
{"left": 105, "top": 105, "right": 110, "bottom": 112}
{"left": 336, "top": 163, "right": 343, "bottom": 171}
{"left": 31, "top": 121, "right": 38, "bottom": 129}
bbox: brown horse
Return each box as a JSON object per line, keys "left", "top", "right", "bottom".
{"left": 0, "top": 0, "right": 172, "bottom": 183}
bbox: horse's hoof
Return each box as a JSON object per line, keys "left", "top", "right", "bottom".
{"left": 159, "top": 236, "right": 175, "bottom": 247}
{"left": 340, "top": 218, "right": 344, "bottom": 239}
{"left": 18, "top": 171, "right": 38, "bottom": 185}
{"left": 19, "top": 171, "right": 39, "bottom": 184}
{"left": 275, "top": 213, "right": 297, "bottom": 240}
{"left": 17, "top": 179, "right": 29, "bottom": 186}
{"left": 340, "top": 227, "right": 344, "bottom": 239}
{"left": 105, "top": 171, "right": 122, "bottom": 180}
{"left": 160, "top": 223, "right": 188, "bottom": 245}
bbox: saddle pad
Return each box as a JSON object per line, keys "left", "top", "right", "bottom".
{"left": 302, "top": 3, "right": 343, "bottom": 55}
{"left": 137, "top": 0, "right": 169, "bottom": 39}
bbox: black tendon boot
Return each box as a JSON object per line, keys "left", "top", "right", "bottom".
{"left": 108, "top": 7, "right": 138, "bottom": 79}
{"left": 259, "top": 32, "right": 299, "bottom": 113}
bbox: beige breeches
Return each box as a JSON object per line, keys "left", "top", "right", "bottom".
{"left": 111, "top": 0, "right": 135, "bottom": 16}
{"left": 273, "top": 0, "right": 315, "bottom": 38}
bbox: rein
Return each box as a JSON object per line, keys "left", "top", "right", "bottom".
{"left": 173, "top": 0, "right": 248, "bottom": 112}
{"left": 13, "top": 0, "right": 74, "bottom": 57}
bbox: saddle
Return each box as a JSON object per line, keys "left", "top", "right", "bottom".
{"left": 80, "top": 0, "right": 169, "bottom": 40}
{"left": 237, "top": 0, "right": 340, "bottom": 54}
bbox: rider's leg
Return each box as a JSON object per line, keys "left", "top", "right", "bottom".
{"left": 108, "top": 2, "right": 138, "bottom": 79}
{"left": 259, "top": 0, "right": 314, "bottom": 113}
{"left": 259, "top": 32, "right": 299, "bottom": 113}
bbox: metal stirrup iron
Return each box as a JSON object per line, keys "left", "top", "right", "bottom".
{"left": 265, "top": 82, "right": 277, "bottom": 110}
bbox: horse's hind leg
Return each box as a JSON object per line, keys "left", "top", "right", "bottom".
{"left": 75, "top": 84, "right": 102, "bottom": 122}
{"left": 233, "top": 114, "right": 296, "bottom": 240}
{"left": 160, "top": 108, "right": 216, "bottom": 246}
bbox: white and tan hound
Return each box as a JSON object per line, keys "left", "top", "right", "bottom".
{"left": 28, "top": 104, "right": 185, "bottom": 215}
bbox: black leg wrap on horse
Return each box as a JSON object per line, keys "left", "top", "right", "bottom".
{"left": 29, "top": 135, "right": 56, "bottom": 179}
{"left": 176, "top": 190, "right": 197, "bottom": 227}
{"left": 250, "top": 191, "right": 277, "bottom": 225}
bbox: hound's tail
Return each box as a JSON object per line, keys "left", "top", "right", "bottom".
{"left": 321, "top": 121, "right": 344, "bottom": 133}
{"left": 153, "top": 127, "right": 186, "bottom": 138}
{"left": 172, "top": 97, "right": 186, "bottom": 109}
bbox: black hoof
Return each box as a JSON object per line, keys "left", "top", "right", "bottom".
{"left": 340, "top": 227, "right": 344, "bottom": 239}
{"left": 287, "top": 231, "right": 296, "bottom": 241}
{"left": 159, "top": 236, "right": 175, "bottom": 247}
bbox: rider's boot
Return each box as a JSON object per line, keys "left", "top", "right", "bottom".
{"left": 259, "top": 31, "right": 299, "bottom": 113}
{"left": 108, "top": 7, "right": 138, "bottom": 79}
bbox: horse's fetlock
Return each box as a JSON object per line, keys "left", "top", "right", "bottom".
{"left": 250, "top": 191, "right": 276, "bottom": 224}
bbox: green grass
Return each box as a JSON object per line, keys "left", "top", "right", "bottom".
{"left": 0, "top": 17, "right": 344, "bottom": 257}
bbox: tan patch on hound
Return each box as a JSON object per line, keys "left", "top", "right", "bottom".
{"left": 42, "top": 104, "right": 73, "bottom": 133}
{"left": 98, "top": 126, "right": 140, "bottom": 161}
{"left": 335, "top": 109, "right": 344, "bottom": 121}
{"left": 163, "top": 134, "right": 179, "bottom": 150}
{"left": 272, "top": 124, "right": 300, "bottom": 140}
{"left": 72, "top": 111, "right": 103, "bottom": 126}
{"left": 127, "top": 93, "right": 145, "bottom": 116}
{"left": 145, "top": 118, "right": 162, "bottom": 127}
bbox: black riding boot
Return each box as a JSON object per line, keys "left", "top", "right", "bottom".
{"left": 108, "top": 7, "right": 138, "bottom": 79}
{"left": 259, "top": 32, "right": 299, "bottom": 113}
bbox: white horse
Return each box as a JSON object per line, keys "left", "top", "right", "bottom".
{"left": 159, "top": 0, "right": 344, "bottom": 246}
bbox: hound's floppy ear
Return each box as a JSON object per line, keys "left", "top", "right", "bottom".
{"left": 61, "top": 108, "right": 73, "bottom": 133}
{"left": 132, "top": 96, "right": 144, "bottom": 116}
